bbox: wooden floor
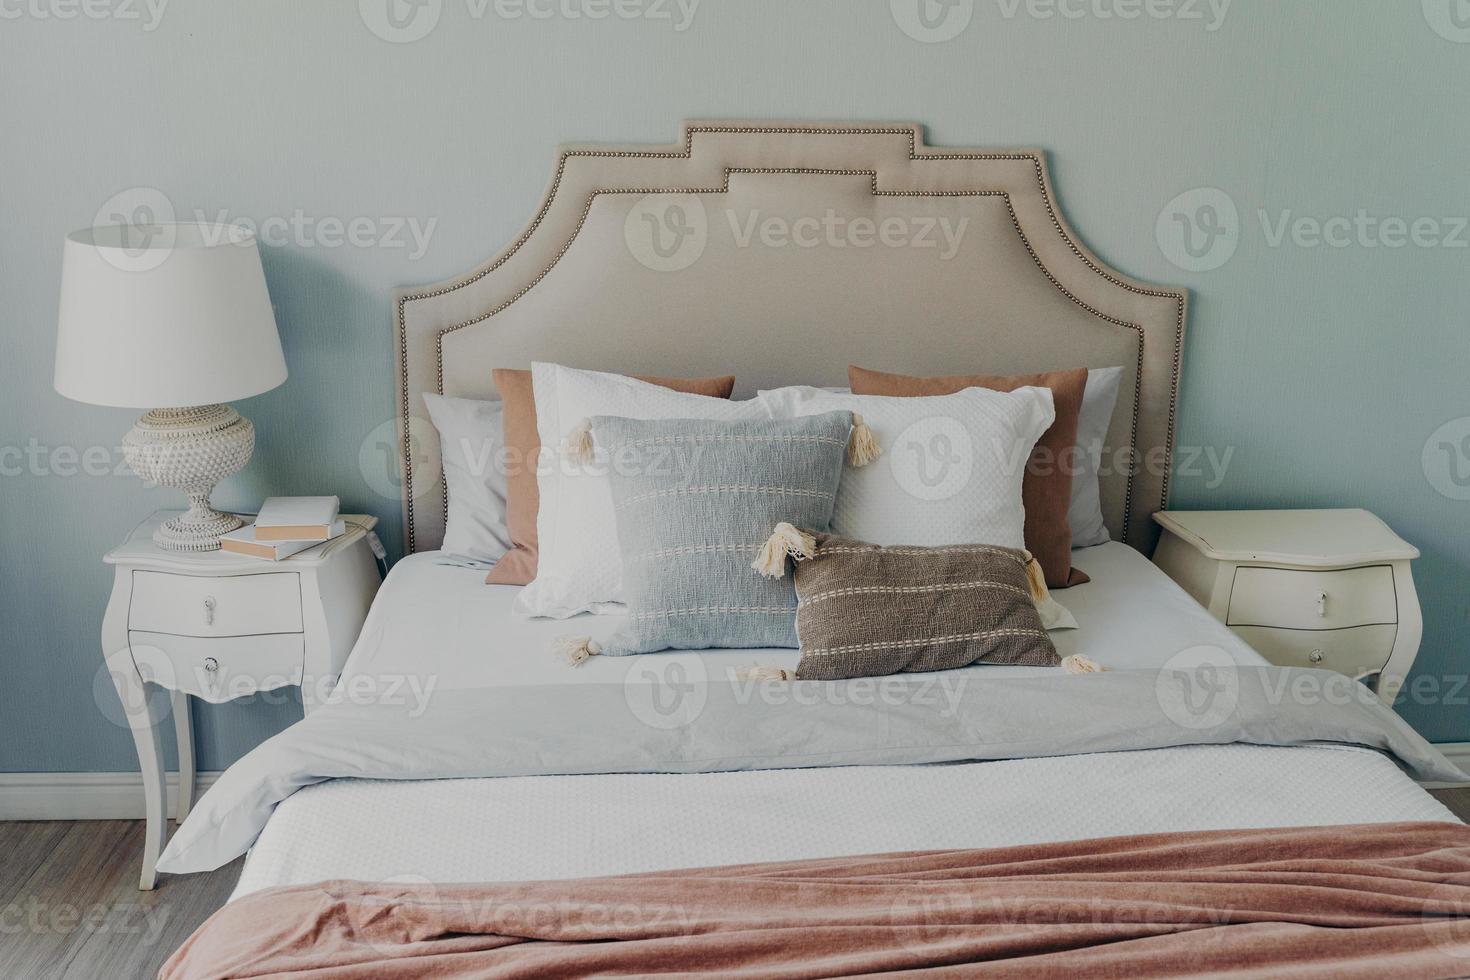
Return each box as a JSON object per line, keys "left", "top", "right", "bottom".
{"left": 0, "top": 821, "right": 241, "bottom": 980}
{"left": 5, "top": 790, "right": 1470, "bottom": 979}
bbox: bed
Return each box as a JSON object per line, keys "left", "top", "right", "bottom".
{"left": 158, "top": 123, "right": 1470, "bottom": 978}
{"left": 227, "top": 542, "right": 1455, "bottom": 901}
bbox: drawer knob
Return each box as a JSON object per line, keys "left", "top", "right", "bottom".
{"left": 203, "top": 596, "right": 216, "bottom": 626}
{"left": 1309, "top": 650, "right": 1325, "bottom": 664}
{"left": 1315, "top": 591, "right": 1327, "bottom": 618}
{"left": 203, "top": 657, "right": 219, "bottom": 673}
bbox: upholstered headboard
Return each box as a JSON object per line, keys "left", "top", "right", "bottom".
{"left": 394, "top": 121, "right": 1187, "bottom": 556}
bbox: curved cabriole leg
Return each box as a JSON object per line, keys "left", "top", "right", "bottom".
{"left": 107, "top": 648, "right": 167, "bottom": 890}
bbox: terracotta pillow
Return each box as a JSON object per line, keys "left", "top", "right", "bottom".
{"left": 484, "top": 369, "right": 736, "bottom": 585}
{"left": 848, "top": 364, "right": 1089, "bottom": 589}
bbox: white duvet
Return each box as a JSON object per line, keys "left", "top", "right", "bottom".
{"left": 213, "top": 542, "right": 1461, "bottom": 900}
{"left": 233, "top": 744, "right": 1454, "bottom": 899}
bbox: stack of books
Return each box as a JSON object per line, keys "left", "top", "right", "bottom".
{"left": 220, "top": 496, "right": 345, "bottom": 561}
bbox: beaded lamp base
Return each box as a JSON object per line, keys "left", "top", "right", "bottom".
{"left": 122, "top": 404, "right": 254, "bottom": 551}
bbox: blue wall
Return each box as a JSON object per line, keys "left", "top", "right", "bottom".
{"left": 2, "top": 0, "right": 1467, "bottom": 772}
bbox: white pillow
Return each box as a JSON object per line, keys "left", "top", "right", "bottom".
{"left": 521, "top": 362, "right": 773, "bottom": 619}
{"left": 422, "top": 393, "right": 510, "bottom": 564}
{"left": 1070, "top": 367, "right": 1124, "bottom": 548}
{"left": 757, "top": 386, "right": 1054, "bottom": 550}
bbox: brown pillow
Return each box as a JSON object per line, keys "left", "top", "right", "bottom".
{"left": 484, "top": 369, "right": 737, "bottom": 585}
{"left": 783, "top": 531, "right": 1058, "bottom": 680}
{"left": 848, "top": 364, "right": 1089, "bottom": 589}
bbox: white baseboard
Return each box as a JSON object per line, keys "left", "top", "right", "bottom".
{"left": 0, "top": 771, "right": 222, "bottom": 820}
{"left": 4, "top": 744, "right": 1468, "bottom": 819}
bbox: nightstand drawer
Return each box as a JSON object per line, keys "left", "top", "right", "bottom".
{"left": 1233, "top": 624, "right": 1397, "bottom": 676}
{"left": 1227, "top": 566, "right": 1396, "bottom": 630}
{"left": 129, "top": 571, "right": 302, "bottom": 636}
{"left": 129, "top": 631, "right": 305, "bottom": 703}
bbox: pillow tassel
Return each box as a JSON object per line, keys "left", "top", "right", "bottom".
{"left": 1062, "top": 654, "right": 1107, "bottom": 674}
{"left": 737, "top": 665, "right": 795, "bottom": 682}
{"left": 847, "top": 412, "right": 882, "bottom": 467}
{"left": 562, "top": 418, "right": 595, "bottom": 465}
{"left": 554, "top": 635, "right": 601, "bottom": 667}
{"left": 1022, "top": 551, "right": 1049, "bottom": 603}
{"left": 752, "top": 522, "right": 817, "bottom": 579}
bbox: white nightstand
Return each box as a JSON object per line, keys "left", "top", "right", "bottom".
{"left": 1152, "top": 509, "right": 1421, "bottom": 707}
{"left": 102, "top": 510, "right": 383, "bottom": 889}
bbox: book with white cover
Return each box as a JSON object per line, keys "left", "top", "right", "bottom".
{"left": 220, "top": 521, "right": 346, "bottom": 560}
{"left": 255, "top": 496, "right": 341, "bottom": 541}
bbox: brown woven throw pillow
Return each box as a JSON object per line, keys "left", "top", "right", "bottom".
{"left": 762, "top": 529, "right": 1061, "bottom": 681}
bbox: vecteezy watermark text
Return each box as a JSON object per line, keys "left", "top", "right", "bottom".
{"left": 891, "top": 0, "right": 1230, "bottom": 43}
{"left": 623, "top": 194, "right": 973, "bottom": 273}
{"left": 0, "top": 439, "right": 133, "bottom": 479}
{"left": 993, "top": 0, "right": 1231, "bottom": 30}
{"left": 725, "top": 210, "right": 969, "bottom": 260}
{"left": 0, "top": 898, "right": 168, "bottom": 943}
{"left": 192, "top": 209, "right": 437, "bottom": 260}
{"left": 1158, "top": 187, "right": 1469, "bottom": 272}
{"left": 0, "top": 0, "right": 167, "bottom": 29}
{"left": 359, "top": 0, "right": 699, "bottom": 43}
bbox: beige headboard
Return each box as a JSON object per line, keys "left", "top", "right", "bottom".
{"left": 395, "top": 121, "right": 1187, "bottom": 556}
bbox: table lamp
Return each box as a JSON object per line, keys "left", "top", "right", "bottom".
{"left": 55, "top": 222, "right": 288, "bottom": 551}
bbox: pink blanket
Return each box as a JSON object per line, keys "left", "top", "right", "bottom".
{"left": 162, "top": 821, "right": 1470, "bottom": 978}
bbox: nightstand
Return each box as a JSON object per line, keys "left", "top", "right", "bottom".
{"left": 102, "top": 510, "right": 383, "bottom": 889}
{"left": 1152, "top": 509, "right": 1421, "bottom": 708}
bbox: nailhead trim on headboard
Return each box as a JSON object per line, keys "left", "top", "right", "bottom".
{"left": 396, "top": 123, "right": 1186, "bottom": 554}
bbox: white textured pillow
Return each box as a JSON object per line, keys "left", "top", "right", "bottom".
{"left": 422, "top": 393, "right": 510, "bottom": 564}
{"left": 521, "top": 363, "right": 772, "bottom": 619}
{"left": 1070, "top": 367, "right": 1124, "bottom": 548}
{"left": 757, "top": 386, "right": 1054, "bottom": 550}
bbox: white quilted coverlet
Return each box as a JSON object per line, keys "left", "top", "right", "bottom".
{"left": 232, "top": 743, "right": 1454, "bottom": 899}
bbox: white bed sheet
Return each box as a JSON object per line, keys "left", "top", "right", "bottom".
{"left": 231, "top": 542, "right": 1454, "bottom": 900}
{"left": 339, "top": 541, "right": 1268, "bottom": 694}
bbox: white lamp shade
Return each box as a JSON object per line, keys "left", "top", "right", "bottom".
{"left": 55, "top": 222, "right": 287, "bottom": 408}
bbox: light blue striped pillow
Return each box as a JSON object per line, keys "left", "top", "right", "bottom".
{"left": 590, "top": 412, "right": 850, "bottom": 656}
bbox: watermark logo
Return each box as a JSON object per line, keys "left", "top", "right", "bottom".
{"left": 891, "top": 0, "right": 974, "bottom": 42}
{"left": 91, "top": 186, "right": 176, "bottom": 273}
{"left": 891, "top": 416, "right": 973, "bottom": 501}
{"left": 1156, "top": 187, "right": 1239, "bottom": 272}
{"left": 93, "top": 652, "right": 175, "bottom": 731}
{"left": 359, "top": 0, "right": 442, "bottom": 42}
{"left": 1424, "top": 417, "right": 1470, "bottom": 501}
{"left": 334, "top": 874, "right": 442, "bottom": 953}
{"left": 1160, "top": 187, "right": 1468, "bottom": 272}
{"left": 624, "top": 193, "right": 707, "bottom": 272}
{"left": 360, "top": 416, "right": 440, "bottom": 502}
{"left": 623, "top": 654, "right": 708, "bottom": 730}
{"left": 1423, "top": 0, "right": 1470, "bottom": 43}
{"left": 1422, "top": 880, "right": 1470, "bottom": 959}
{"left": 1156, "top": 645, "right": 1239, "bottom": 731}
